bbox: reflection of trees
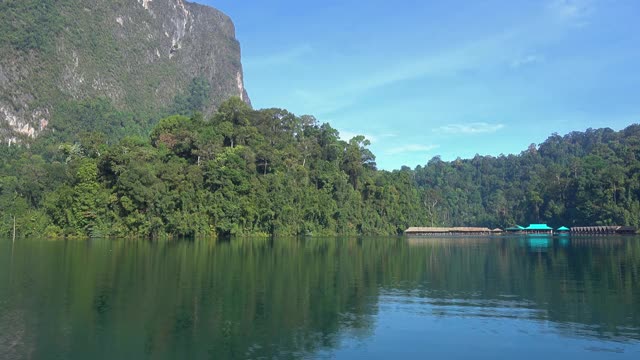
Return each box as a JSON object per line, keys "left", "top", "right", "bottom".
{"left": 2, "top": 238, "right": 387, "bottom": 359}
{"left": 2, "top": 236, "right": 639, "bottom": 358}
{"left": 399, "top": 237, "right": 640, "bottom": 340}
{"left": 0, "top": 309, "right": 33, "bottom": 359}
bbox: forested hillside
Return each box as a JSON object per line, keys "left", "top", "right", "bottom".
{"left": 414, "top": 126, "right": 640, "bottom": 228}
{"left": 1, "top": 97, "right": 639, "bottom": 238}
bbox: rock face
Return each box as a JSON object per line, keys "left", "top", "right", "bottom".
{"left": 0, "top": 0, "right": 250, "bottom": 143}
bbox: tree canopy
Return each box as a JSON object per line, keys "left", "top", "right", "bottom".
{"left": 1, "top": 97, "right": 639, "bottom": 239}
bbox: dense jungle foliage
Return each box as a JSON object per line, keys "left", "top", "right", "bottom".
{"left": 1, "top": 96, "right": 639, "bottom": 238}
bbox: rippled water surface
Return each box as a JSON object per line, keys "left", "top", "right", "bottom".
{"left": 1, "top": 236, "right": 639, "bottom": 359}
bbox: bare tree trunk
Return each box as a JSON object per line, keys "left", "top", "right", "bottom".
{"left": 424, "top": 199, "right": 438, "bottom": 227}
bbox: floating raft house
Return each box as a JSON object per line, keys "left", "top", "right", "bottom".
{"left": 524, "top": 224, "right": 553, "bottom": 234}
{"left": 505, "top": 225, "right": 525, "bottom": 233}
{"left": 505, "top": 224, "right": 554, "bottom": 234}
{"left": 571, "top": 226, "right": 636, "bottom": 235}
{"left": 404, "top": 227, "right": 494, "bottom": 236}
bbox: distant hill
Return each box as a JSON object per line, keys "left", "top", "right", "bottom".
{"left": 0, "top": 0, "right": 250, "bottom": 144}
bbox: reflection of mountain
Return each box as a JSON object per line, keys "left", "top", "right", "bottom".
{"left": 1, "top": 236, "right": 639, "bottom": 358}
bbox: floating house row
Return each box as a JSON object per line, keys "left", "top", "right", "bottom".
{"left": 405, "top": 224, "right": 637, "bottom": 236}
{"left": 503, "top": 224, "right": 636, "bottom": 235}
{"left": 404, "top": 227, "right": 500, "bottom": 236}
{"left": 568, "top": 226, "right": 635, "bottom": 234}
{"left": 404, "top": 225, "right": 558, "bottom": 236}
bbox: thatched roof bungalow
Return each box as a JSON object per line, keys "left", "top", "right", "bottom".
{"left": 505, "top": 225, "right": 525, "bottom": 232}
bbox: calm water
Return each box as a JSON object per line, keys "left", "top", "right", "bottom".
{"left": 1, "top": 236, "right": 639, "bottom": 359}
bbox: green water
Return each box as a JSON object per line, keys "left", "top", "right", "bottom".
{"left": 1, "top": 236, "right": 639, "bottom": 359}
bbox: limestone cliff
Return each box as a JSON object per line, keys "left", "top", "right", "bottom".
{"left": 0, "top": 0, "right": 250, "bottom": 143}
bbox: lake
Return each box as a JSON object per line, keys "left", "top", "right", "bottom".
{"left": 1, "top": 236, "right": 639, "bottom": 359}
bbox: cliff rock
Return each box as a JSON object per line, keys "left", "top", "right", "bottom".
{"left": 0, "top": 0, "right": 250, "bottom": 143}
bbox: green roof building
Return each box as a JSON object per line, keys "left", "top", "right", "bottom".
{"left": 525, "top": 224, "right": 553, "bottom": 230}
{"left": 557, "top": 226, "right": 570, "bottom": 232}
{"left": 524, "top": 224, "right": 553, "bottom": 234}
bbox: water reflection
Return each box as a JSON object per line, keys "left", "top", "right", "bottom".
{"left": 0, "top": 236, "right": 639, "bottom": 359}
{"left": 526, "top": 236, "right": 551, "bottom": 251}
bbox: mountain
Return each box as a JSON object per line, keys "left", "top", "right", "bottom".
{"left": 0, "top": 0, "right": 250, "bottom": 144}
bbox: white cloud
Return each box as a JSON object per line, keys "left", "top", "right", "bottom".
{"left": 510, "top": 54, "right": 545, "bottom": 68}
{"left": 244, "top": 44, "right": 313, "bottom": 69}
{"left": 379, "top": 133, "right": 398, "bottom": 139}
{"left": 435, "top": 122, "right": 505, "bottom": 135}
{"left": 547, "top": 0, "right": 596, "bottom": 26}
{"left": 288, "top": 1, "right": 599, "bottom": 118}
{"left": 303, "top": 2, "right": 598, "bottom": 114}
{"left": 341, "top": 33, "right": 516, "bottom": 96}
{"left": 294, "top": 32, "right": 519, "bottom": 117}
{"left": 387, "top": 144, "right": 439, "bottom": 155}
{"left": 276, "top": 0, "right": 602, "bottom": 124}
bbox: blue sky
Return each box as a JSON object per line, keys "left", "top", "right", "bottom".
{"left": 196, "top": 0, "right": 639, "bottom": 170}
